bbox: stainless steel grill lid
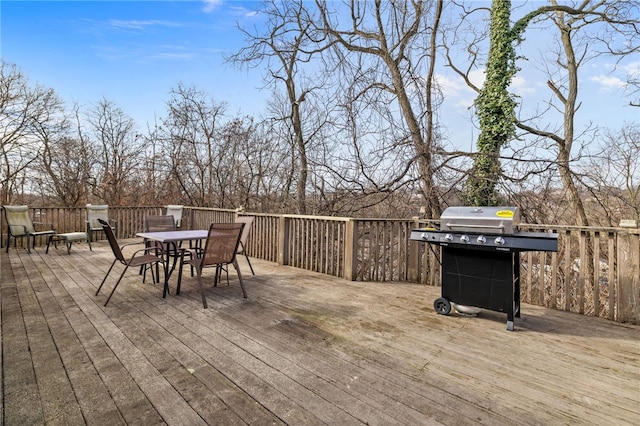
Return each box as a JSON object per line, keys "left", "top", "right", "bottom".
{"left": 439, "top": 206, "right": 519, "bottom": 235}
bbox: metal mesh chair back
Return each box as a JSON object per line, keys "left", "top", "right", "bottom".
{"left": 98, "top": 218, "right": 125, "bottom": 263}
{"left": 145, "top": 215, "right": 176, "bottom": 232}
{"left": 95, "top": 218, "right": 166, "bottom": 306}
{"left": 201, "top": 222, "right": 245, "bottom": 267}
{"left": 235, "top": 216, "right": 254, "bottom": 253}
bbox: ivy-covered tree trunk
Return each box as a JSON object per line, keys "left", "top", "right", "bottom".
{"left": 464, "top": 0, "right": 517, "bottom": 206}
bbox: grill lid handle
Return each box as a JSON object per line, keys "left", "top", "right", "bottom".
{"left": 445, "top": 222, "right": 506, "bottom": 232}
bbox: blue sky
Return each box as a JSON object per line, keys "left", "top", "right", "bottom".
{"left": 1, "top": 0, "right": 638, "bottom": 149}
{"left": 1, "top": 0, "right": 268, "bottom": 126}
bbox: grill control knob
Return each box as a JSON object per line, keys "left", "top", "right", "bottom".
{"left": 494, "top": 236, "right": 506, "bottom": 245}
{"left": 460, "top": 235, "right": 470, "bottom": 243}
{"left": 444, "top": 233, "right": 454, "bottom": 242}
{"left": 476, "top": 235, "right": 487, "bottom": 244}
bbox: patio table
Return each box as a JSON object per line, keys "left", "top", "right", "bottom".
{"left": 136, "top": 230, "right": 208, "bottom": 298}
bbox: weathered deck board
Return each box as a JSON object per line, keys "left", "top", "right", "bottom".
{"left": 1, "top": 241, "right": 639, "bottom": 425}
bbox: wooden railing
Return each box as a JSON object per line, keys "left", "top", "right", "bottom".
{"left": 2, "top": 206, "right": 638, "bottom": 324}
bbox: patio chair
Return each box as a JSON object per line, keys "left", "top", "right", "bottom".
{"left": 86, "top": 204, "right": 117, "bottom": 244}
{"left": 145, "top": 214, "right": 176, "bottom": 232}
{"left": 165, "top": 205, "right": 184, "bottom": 228}
{"left": 235, "top": 216, "right": 255, "bottom": 275}
{"left": 95, "top": 219, "right": 165, "bottom": 307}
{"left": 141, "top": 215, "right": 179, "bottom": 282}
{"left": 3, "top": 205, "right": 55, "bottom": 253}
{"left": 176, "top": 222, "right": 246, "bottom": 308}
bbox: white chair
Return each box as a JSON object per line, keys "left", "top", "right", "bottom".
{"left": 3, "top": 205, "right": 55, "bottom": 253}
{"left": 86, "top": 204, "right": 117, "bottom": 244}
{"left": 165, "top": 205, "right": 184, "bottom": 228}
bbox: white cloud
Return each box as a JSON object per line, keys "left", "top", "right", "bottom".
{"left": 623, "top": 61, "right": 640, "bottom": 79}
{"left": 511, "top": 75, "right": 536, "bottom": 96}
{"left": 468, "top": 69, "right": 485, "bottom": 89}
{"left": 590, "top": 75, "right": 626, "bottom": 92}
{"left": 202, "top": 0, "right": 223, "bottom": 13}
{"left": 435, "top": 70, "right": 485, "bottom": 111}
{"left": 436, "top": 73, "right": 472, "bottom": 98}
{"left": 153, "top": 52, "right": 195, "bottom": 60}
{"left": 108, "top": 19, "right": 183, "bottom": 30}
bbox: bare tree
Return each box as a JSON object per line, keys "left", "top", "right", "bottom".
{"left": 0, "top": 61, "right": 65, "bottom": 204}
{"left": 315, "top": 0, "right": 447, "bottom": 218}
{"left": 213, "top": 117, "right": 257, "bottom": 209}
{"left": 227, "top": 0, "right": 332, "bottom": 214}
{"left": 582, "top": 124, "right": 640, "bottom": 226}
{"left": 136, "top": 118, "right": 170, "bottom": 205}
{"left": 31, "top": 101, "right": 98, "bottom": 207}
{"left": 515, "top": 0, "right": 639, "bottom": 226}
{"left": 86, "top": 98, "right": 143, "bottom": 205}
{"left": 159, "top": 84, "right": 229, "bottom": 207}
{"left": 39, "top": 136, "right": 95, "bottom": 207}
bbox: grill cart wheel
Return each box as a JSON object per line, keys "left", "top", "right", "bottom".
{"left": 434, "top": 297, "right": 451, "bottom": 315}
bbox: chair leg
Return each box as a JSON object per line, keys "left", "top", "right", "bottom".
{"left": 176, "top": 263, "right": 183, "bottom": 295}
{"left": 141, "top": 249, "right": 159, "bottom": 285}
{"left": 233, "top": 259, "right": 247, "bottom": 298}
{"left": 214, "top": 266, "right": 221, "bottom": 287}
{"left": 46, "top": 235, "right": 54, "bottom": 254}
{"left": 96, "top": 260, "right": 118, "bottom": 295}
{"left": 140, "top": 240, "right": 152, "bottom": 282}
{"left": 196, "top": 269, "right": 208, "bottom": 309}
{"left": 141, "top": 264, "right": 157, "bottom": 285}
{"left": 149, "top": 262, "right": 158, "bottom": 285}
{"left": 244, "top": 253, "right": 255, "bottom": 275}
{"left": 167, "top": 243, "right": 179, "bottom": 276}
{"left": 176, "top": 251, "right": 189, "bottom": 295}
{"left": 239, "top": 242, "right": 255, "bottom": 275}
{"left": 104, "top": 266, "right": 130, "bottom": 306}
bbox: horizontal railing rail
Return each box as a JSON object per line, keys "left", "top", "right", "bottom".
{"left": 2, "top": 207, "right": 638, "bottom": 323}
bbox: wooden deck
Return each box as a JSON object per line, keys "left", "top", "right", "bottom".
{"left": 1, "top": 240, "right": 639, "bottom": 425}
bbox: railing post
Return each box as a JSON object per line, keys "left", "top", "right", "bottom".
{"left": 617, "top": 230, "right": 640, "bottom": 322}
{"left": 343, "top": 219, "right": 358, "bottom": 280}
{"left": 278, "top": 215, "right": 289, "bottom": 266}
{"left": 191, "top": 208, "right": 198, "bottom": 230}
{"left": 408, "top": 216, "right": 420, "bottom": 282}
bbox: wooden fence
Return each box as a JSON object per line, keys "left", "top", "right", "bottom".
{"left": 2, "top": 206, "right": 638, "bottom": 323}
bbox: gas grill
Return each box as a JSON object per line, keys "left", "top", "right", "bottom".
{"left": 410, "top": 206, "right": 558, "bottom": 330}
